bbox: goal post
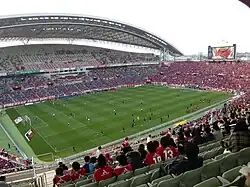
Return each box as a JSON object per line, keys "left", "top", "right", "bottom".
{"left": 23, "top": 115, "right": 32, "bottom": 126}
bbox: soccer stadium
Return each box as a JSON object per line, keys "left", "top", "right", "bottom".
{"left": 1, "top": 0, "right": 250, "bottom": 186}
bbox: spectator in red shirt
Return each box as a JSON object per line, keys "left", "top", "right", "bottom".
{"left": 144, "top": 141, "right": 162, "bottom": 165}
{"left": 152, "top": 140, "right": 159, "bottom": 149}
{"left": 113, "top": 154, "right": 132, "bottom": 176}
{"left": 156, "top": 136, "right": 179, "bottom": 161}
{"left": 123, "top": 137, "right": 129, "bottom": 147}
{"left": 69, "top": 161, "right": 86, "bottom": 181}
{"left": 53, "top": 167, "right": 70, "bottom": 187}
{"left": 105, "top": 153, "right": 113, "bottom": 165}
{"left": 94, "top": 154, "right": 113, "bottom": 182}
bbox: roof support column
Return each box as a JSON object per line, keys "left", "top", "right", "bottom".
{"left": 160, "top": 48, "right": 169, "bottom": 61}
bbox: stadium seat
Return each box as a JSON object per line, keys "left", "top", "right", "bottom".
{"left": 238, "top": 147, "right": 250, "bottom": 165}
{"left": 80, "top": 182, "right": 98, "bottom": 187}
{"left": 179, "top": 167, "right": 202, "bottom": 187}
{"left": 59, "top": 181, "right": 73, "bottom": 187}
{"left": 215, "top": 147, "right": 225, "bottom": 156}
{"left": 99, "top": 176, "right": 116, "bottom": 187}
{"left": 116, "top": 171, "right": 133, "bottom": 181}
{"left": 136, "top": 184, "right": 148, "bottom": 187}
{"left": 150, "top": 169, "right": 160, "bottom": 182}
{"left": 130, "top": 173, "right": 151, "bottom": 187}
{"left": 108, "top": 180, "right": 131, "bottom": 187}
{"left": 134, "top": 166, "right": 149, "bottom": 176}
{"left": 222, "top": 166, "right": 242, "bottom": 182}
{"left": 156, "top": 174, "right": 182, "bottom": 187}
{"left": 151, "top": 175, "right": 172, "bottom": 185}
{"left": 193, "top": 177, "right": 221, "bottom": 187}
{"left": 76, "top": 179, "right": 92, "bottom": 187}
{"left": 215, "top": 152, "right": 230, "bottom": 160}
{"left": 220, "top": 152, "right": 239, "bottom": 174}
{"left": 199, "top": 146, "right": 207, "bottom": 153}
{"left": 149, "top": 163, "right": 162, "bottom": 171}
{"left": 203, "top": 159, "right": 213, "bottom": 165}
{"left": 201, "top": 159, "right": 222, "bottom": 181}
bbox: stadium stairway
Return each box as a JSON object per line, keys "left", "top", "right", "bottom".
{"left": 44, "top": 170, "right": 55, "bottom": 187}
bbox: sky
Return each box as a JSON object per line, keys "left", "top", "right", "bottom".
{"left": 0, "top": 0, "right": 250, "bottom": 55}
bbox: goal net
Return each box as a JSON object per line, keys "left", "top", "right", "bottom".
{"left": 23, "top": 115, "right": 32, "bottom": 126}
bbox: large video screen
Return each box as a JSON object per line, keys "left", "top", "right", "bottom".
{"left": 208, "top": 45, "right": 236, "bottom": 59}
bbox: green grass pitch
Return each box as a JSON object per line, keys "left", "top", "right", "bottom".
{"left": 5, "top": 85, "right": 231, "bottom": 161}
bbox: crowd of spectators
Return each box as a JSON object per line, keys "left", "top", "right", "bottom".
{"left": 149, "top": 62, "right": 250, "bottom": 91}
{"left": 0, "top": 149, "right": 32, "bottom": 175}
{"left": 53, "top": 90, "right": 250, "bottom": 186}
{"left": 0, "top": 44, "right": 159, "bottom": 72}
{"left": 0, "top": 65, "right": 159, "bottom": 106}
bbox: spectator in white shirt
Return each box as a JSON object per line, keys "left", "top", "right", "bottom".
{"left": 96, "top": 146, "right": 102, "bottom": 157}
{"left": 147, "top": 135, "right": 152, "bottom": 143}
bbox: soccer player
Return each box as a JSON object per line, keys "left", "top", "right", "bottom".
{"left": 52, "top": 113, "right": 56, "bottom": 117}
{"left": 122, "top": 127, "right": 125, "bottom": 132}
{"left": 68, "top": 122, "right": 70, "bottom": 126}
{"left": 72, "top": 146, "right": 76, "bottom": 152}
{"left": 140, "top": 108, "right": 143, "bottom": 112}
{"left": 161, "top": 117, "right": 163, "bottom": 123}
{"left": 156, "top": 136, "right": 179, "bottom": 161}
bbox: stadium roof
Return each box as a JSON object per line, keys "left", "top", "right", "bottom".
{"left": 0, "top": 13, "right": 183, "bottom": 56}
{"left": 239, "top": 0, "right": 250, "bottom": 8}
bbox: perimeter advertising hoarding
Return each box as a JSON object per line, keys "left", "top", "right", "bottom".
{"left": 208, "top": 44, "right": 236, "bottom": 59}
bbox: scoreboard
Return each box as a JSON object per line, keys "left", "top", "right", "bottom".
{"left": 208, "top": 44, "right": 236, "bottom": 60}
